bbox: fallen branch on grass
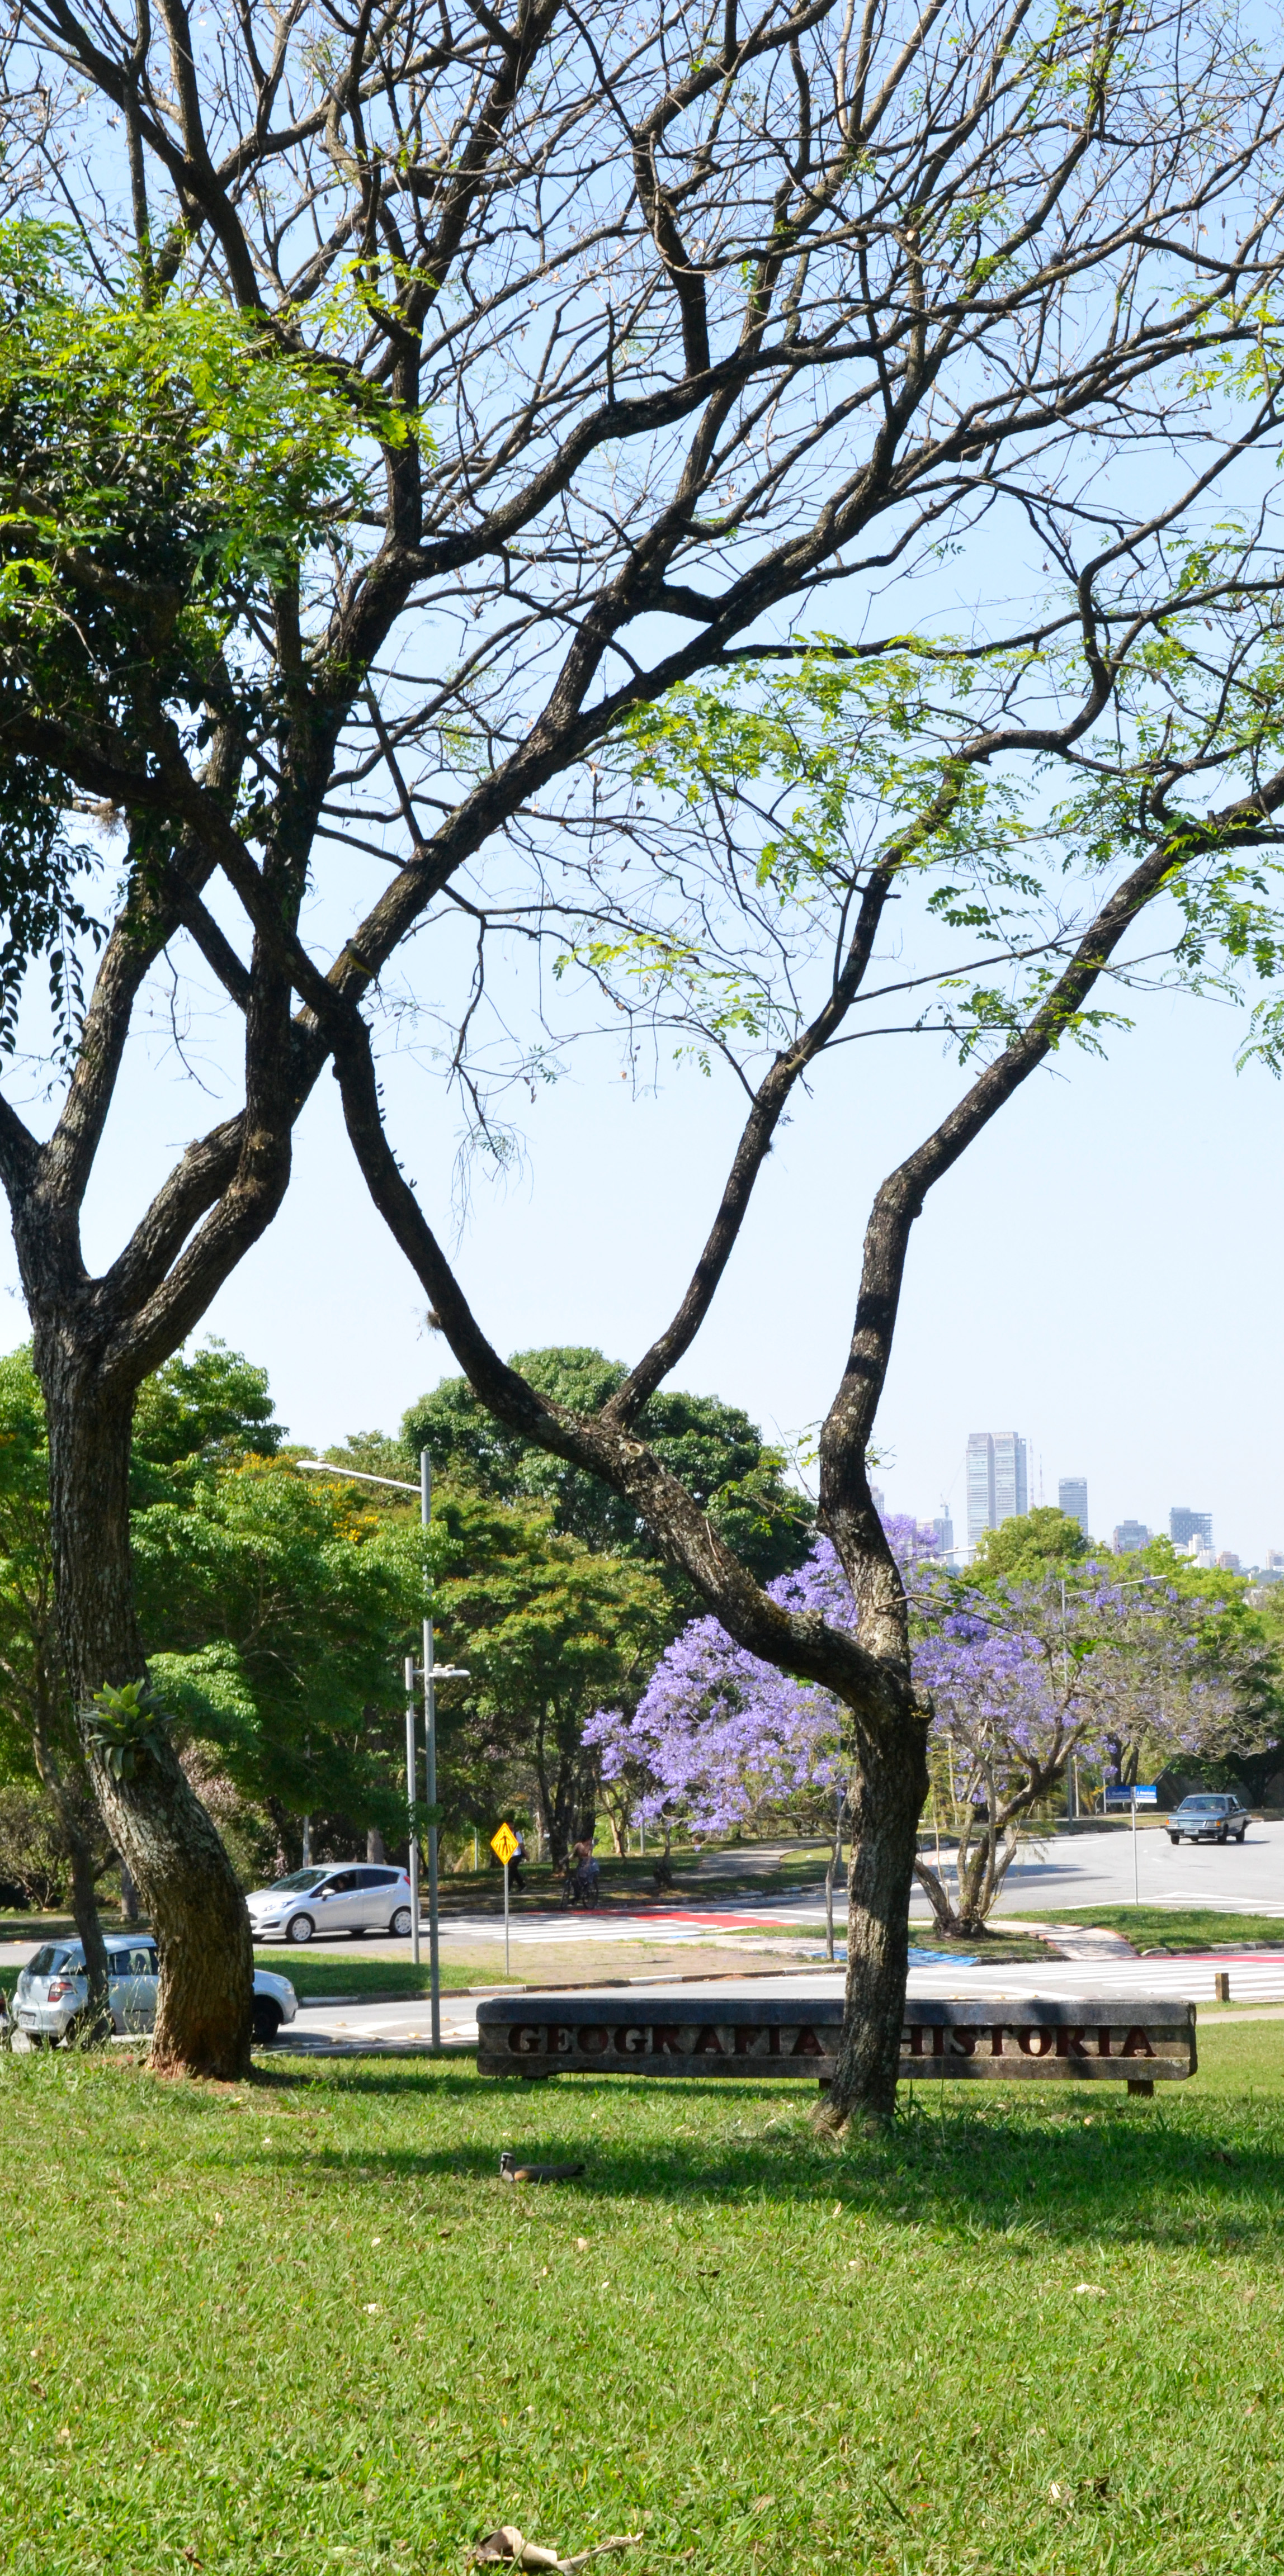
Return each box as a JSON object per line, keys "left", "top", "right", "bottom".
{"left": 470, "top": 2525, "right": 643, "bottom": 2569}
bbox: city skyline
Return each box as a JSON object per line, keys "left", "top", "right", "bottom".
{"left": 890, "top": 1452, "right": 1280, "bottom": 1568}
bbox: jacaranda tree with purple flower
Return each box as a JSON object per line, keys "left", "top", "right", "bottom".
{"left": 588, "top": 1523, "right": 927, "bottom": 1951}
{"left": 592, "top": 1528, "right": 1270, "bottom": 1939}
{"left": 909, "top": 1564, "right": 1264, "bottom": 1932}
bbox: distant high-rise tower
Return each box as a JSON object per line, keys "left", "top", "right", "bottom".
{"left": 1170, "top": 1507, "right": 1212, "bottom": 1550}
{"left": 967, "top": 1432, "right": 1027, "bottom": 1546}
{"left": 1059, "top": 1477, "right": 1088, "bottom": 1533}
{"left": 1114, "top": 1519, "right": 1151, "bottom": 1554}
{"left": 933, "top": 1509, "right": 955, "bottom": 1558}
{"left": 966, "top": 1434, "right": 995, "bottom": 1549}
{"left": 993, "top": 1433, "right": 1028, "bottom": 1527}
{"left": 870, "top": 1484, "right": 886, "bottom": 1521}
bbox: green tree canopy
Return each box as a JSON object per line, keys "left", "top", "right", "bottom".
{"left": 0, "top": 1348, "right": 112, "bottom": 1942}
{"left": 0, "top": 1339, "right": 429, "bottom": 1883}
{"left": 0, "top": 1344, "right": 60, "bottom": 1788}
{"left": 403, "top": 1347, "right": 813, "bottom": 1587}
{"left": 428, "top": 1488, "right": 674, "bottom": 1858}
{"left": 131, "top": 1339, "right": 284, "bottom": 1491}
{"left": 969, "top": 1508, "right": 1089, "bottom": 1584}
{"left": 133, "top": 1458, "right": 435, "bottom": 1847}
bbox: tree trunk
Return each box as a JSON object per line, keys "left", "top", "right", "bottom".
{"left": 30, "top": 1705, "right": 111, "bottom": 2029}
{"left": 117, "top": 1855, "right": 140, "bottom": 1924}
{"left": 824, "top": 1793, "right": 847, "bottom": 1963}
{"left": 819, "top": 1723, "right": 928, "bottom": 2132}
{"left": 40, "top": 1357, "right": 252, "bottom": 2078}
{"left": 366, "top": 1826, "right": 386, "bottom": 1864}
{"left": 535, "top": 1714, "right": 593, "bottom": 1868}
{"left": 912, "top": 1852, "right": 962, "bottom": 1936}
{"left": 598, "top": 1786, "right": 627, "bottom": 1856}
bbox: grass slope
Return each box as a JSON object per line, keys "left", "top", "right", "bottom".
{"left": 1022, "top": 1906, "right": 1284, "bottom": 1949}
{"left": 2, "top": 2025, "right": 1283, "bottom": 2574}
{"left": 254, "top": 1953, "right": 497, "bottom": 2001}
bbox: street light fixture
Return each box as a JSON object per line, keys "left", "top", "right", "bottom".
{"left": 297, "top": 1455, "right": 468, "bottom": 2043}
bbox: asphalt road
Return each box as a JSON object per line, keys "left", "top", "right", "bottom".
{"left": 977, "top": 1816, "right": 1284, "bottom": 1919}
{"left": 276, "top": 1941, "right": 1284, "bottom": 2054}
{"left": 4, "top": 1824, "right": 1280, "bottom": 2043}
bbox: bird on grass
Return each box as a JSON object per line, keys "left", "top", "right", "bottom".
{"left": 499, "top": 2149, "right": 586, "bottom": 2184}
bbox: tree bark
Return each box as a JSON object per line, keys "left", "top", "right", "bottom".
{"left": 40, "top": 1353, "right": 252, "bottom": 2078}
{"left": 599, "top": 1789, "right": 627, "bottom": 1857}
{"left": 820, "top": 1725, "right": 928, "bottom": 2130}
{"left": 823, "top": 1791, "right": 847, "bottom": 1964}
{"left": 30, "top": 1707, "right": 111, "bottom": 2028}
{"left": 366, "top": 1826, "right": 386, "bottom": 1864}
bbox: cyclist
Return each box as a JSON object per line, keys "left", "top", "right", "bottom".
{"left": 569, "top": 1835, "right": 599, "bottom": 1903}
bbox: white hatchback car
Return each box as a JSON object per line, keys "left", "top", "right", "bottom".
{"left": 246, "top": 1863, "right": 415, "bottom": 1945}
{"left": 13, "top": 1937, "right": 298, "bottom": 2046}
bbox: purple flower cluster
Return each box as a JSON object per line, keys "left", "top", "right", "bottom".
{"left": 585, "top": 1521, "right": 927, "bottom": 1837}
{"left": 585, "top": 1517, "right": 1253, "bottom": 1856}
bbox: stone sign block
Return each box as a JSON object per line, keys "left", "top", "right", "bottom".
{"left": 476, "top": 1992, "right": 1196, "bottom": 2097}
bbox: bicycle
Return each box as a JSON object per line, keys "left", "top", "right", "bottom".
{"left": 559, "top": 1860, "right": 602, "bottom": 1910}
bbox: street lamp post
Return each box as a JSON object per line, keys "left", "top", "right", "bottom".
{"left": 298, "top": 1455, "right": 468, "bottom": 2043}
{"left": 403, "top": 1653, "right": 421, "bottom": 1965}
{"left": 419, "top": 1449, "right": 451, "bottom": 2046}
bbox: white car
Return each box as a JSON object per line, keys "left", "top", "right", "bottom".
{"left": 13, "top": 1937, "right": 298, "bottom": 2046}
{"left": 246, "top": 1863, "right": 415, "bottom": 1945}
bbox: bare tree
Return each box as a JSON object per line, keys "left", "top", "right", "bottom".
{"left": 0, "top": 0, "right": 1282, "bottom": 2078}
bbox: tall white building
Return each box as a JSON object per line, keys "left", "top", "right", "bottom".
{"left": 967, "top": 1430, "right": 1028, "bottom": 1549}
{"left": 993, "top": 1433, "right": 1028, "bottom": 1526}
{"left": 966, "top": 1433, "right": 995, "bottom": 1550}
{"left": 1059, "top": 1476, "right": 1088, "bottom": 1532}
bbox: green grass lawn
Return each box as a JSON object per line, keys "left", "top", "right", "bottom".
{"left": 905, "top": 1928, "right": 1051, "bottom": 1962}
{"left": 256, "top": 1953, "right": 512, "bottom": 2001}
{"left": 2, "top": 2024, "right": 1283, "bottom": 2574}
{"left": 1021, "top": 1906, "right": 1284, "bottom": 1949}
{"left": 0, "top": 1910, "right": 138, "bottom": 1944}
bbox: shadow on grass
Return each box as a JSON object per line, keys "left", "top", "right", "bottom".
{"left": 233, "top": 2062, "right": 1284, "bottom": 2252}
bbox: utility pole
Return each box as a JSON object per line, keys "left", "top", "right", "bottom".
{"left": 403, "top": 1655, "right": 420, "bottom": 1965}
{"left": 295, "top": 1453, "right": 467, "bottom": 2035}
{"left": 1061, "top": 1578, "right": 1074, "bottom": 1821}
{"left": 421, "top": 1448, "right": 440, "bottom": 2045}
{"left": 415, "top": 1451, "right": 469, "bottom": 2047}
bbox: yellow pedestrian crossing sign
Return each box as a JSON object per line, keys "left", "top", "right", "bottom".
{"left": 491, "top": 1822, "right": 520, "bottom": 1866}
